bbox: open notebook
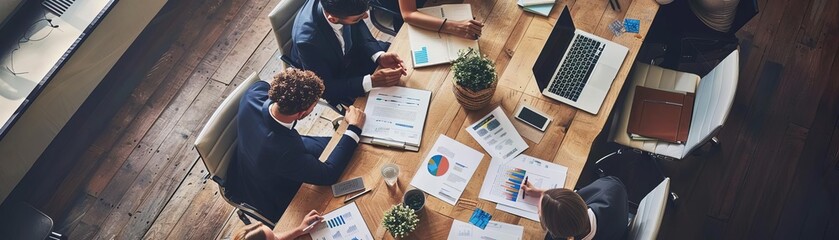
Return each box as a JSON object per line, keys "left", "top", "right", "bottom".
{"left": 407, "top": 4, "right": 480, "bottom": 67}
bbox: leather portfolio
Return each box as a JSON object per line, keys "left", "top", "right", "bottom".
{"left": 627, "top": 86, "right": 695, "bottom": 143}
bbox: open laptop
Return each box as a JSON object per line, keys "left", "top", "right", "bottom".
{"left": 532, "top": 6, "right": 628, "bottom": 114}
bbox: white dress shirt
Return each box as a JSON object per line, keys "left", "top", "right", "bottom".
{"left": 581, "top": 208, "right": 597, "bottom": 240}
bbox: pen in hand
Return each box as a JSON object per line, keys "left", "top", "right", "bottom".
{"left": 523, "top": 176, "right": 529, "bottom": 199}
{"left": 302, "top": 218, "right": 325, "bottom": 232}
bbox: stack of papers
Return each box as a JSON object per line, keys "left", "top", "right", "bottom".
{"left": 448, "top": 220, "right": 524, "bottom": 240}
{"left": 360, "top": 86, "right": 432, "bottom": 151}
{"left": 518, "top": 0, "right": 555, "bottom": 17}
{"left": 478, "top": 154, "right": 568, "bottom": 221}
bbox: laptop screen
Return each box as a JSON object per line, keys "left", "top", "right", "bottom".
{"left": 532, "top": 6, "right": 576, "bottom": 91}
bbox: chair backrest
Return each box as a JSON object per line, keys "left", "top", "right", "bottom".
{"left": 730, "top": 0, "right": 759, "bottom": 34}
{"left": 681, "top": 49, "right": 739, "bottom": 158}
{"left": 268, "top": 0, "right": 308, "bottom": 64}
{"left": 628, "top": 178, "right": 670, "bottom": 240}
{"left": 194, "top": 72, "right": 260, "bottom": 182}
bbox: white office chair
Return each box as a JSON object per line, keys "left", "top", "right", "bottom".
{"left": 194, "top": 72, "right": 275, "bottom": 228}
{"left": 627, "top": 178, "right": 671, "bottom": 240}
{"left": 609, "top": 49, "right": 739, "bottom": 160}
{"left": 268, "top": 0, "right": 307, "bottom": 69}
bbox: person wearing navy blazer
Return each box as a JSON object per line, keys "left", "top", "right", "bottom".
{"left": 289, "top": 0, "right": 407, "bottom": 107}
{"left": 524, "top": 176, "right": 629, "bottom": 240}
{"left": 225, "top": 69, "right": 368, "bottom": 223}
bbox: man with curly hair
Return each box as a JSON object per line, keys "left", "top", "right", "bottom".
{"left": 226, "top": 68, "right": 366, "bottom": 222}
{"left": 290, "top": 0, "right": 407, "bottom": 107}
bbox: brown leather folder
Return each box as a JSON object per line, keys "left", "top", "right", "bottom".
{"left": 627, "top": 86, "right": 695, "bottom": 143}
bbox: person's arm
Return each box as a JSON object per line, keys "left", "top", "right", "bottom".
{"left": 277, "top": 125, "right": 362, "bottom": 185}
{"left": 274, "top": 106, "right": 366, "bottom": 185}
{"left": 397, "top": 0, "right": 483, "bottom": 39}
{"left": 276, "top": 210, "right": 323, "bottom": 240}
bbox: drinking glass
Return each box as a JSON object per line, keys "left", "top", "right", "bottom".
{"left": 381, "top": 163, "right": 400, "bottom": 187}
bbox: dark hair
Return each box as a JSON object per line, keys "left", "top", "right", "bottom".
{"left": 540, "top": 188, "right": 591, "bottom": 239}
{"left": 321, "top": 0, "right": 370, "bottom": 18}
{"left": 268, "top": 68, "right": 324, "bottom": 115}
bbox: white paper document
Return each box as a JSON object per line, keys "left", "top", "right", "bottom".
{"left": 447, "top": 220, "right": 524, "bottom": 240}
{"left": 360, "top": 87, "right": 431, "bottom": 151}
{"left": 410, "top": 135, "right": 484, "bottom": 205}
{"left": 310, "top": 202, "right": 373, "bottom": 240}
{"left": 407, "top": 4, "right": 480, "bottom": 67}
{"left": 479, "top": 154, "right": 568, "bottom": 221}
{"left": 466, "top": 106, "right": 529, "bottom": 160}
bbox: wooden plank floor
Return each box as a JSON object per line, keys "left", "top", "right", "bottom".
{"left": 5, "top": 0, "right": 838, "bottom": 239}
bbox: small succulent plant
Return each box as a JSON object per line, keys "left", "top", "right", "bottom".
{"left": 382, "top": 204, "right": 420, "bottom": 238}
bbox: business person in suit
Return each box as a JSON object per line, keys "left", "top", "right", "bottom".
{"left": 523, "top": 176, "right": 629, "bottom": 240}
{"left": 225, "top": 68, "right": 367, "bottom": 222}
{"left": 290, "top": 0, "right": 406, "bottom": 107}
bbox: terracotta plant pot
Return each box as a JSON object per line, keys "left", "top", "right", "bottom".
{"left": 453, "top": 79, "right": 497, "bottom": 110}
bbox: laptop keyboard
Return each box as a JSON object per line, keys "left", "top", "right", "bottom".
{"left": 547, "top": 35, "right": 605, "bottom": 101}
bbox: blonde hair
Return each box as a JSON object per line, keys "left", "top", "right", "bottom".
{"left": 232, "top": 223, "right": 268, "bottom": 240}
{"left": 540, "top": 188, "right": 590, "bottom": 239}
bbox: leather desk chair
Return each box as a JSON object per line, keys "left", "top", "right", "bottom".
{"left": 609, "top": 49, "right": 740, "bottom": 160}
{"left": 194, "top": 72, "right": 276, "bottom": 227}
{"left": 268, "top": 0, "right": 307, "bottom": 69}
{"left": 627, "top": 178, "right": 671, "bottom": 240}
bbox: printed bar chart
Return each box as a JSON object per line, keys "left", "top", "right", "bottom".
{"left": 327, "top": 215, "right": 345, "bottom": 228}
{"left": 502, "top": 168, "right": 526, "bottom": 201}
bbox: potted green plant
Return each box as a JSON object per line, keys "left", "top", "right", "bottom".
{"left": 402, "top": 189, "right": 425, "bottom": 212}
{"left": 382, "top": 204, "right": 420, "bottom": 239}
{"left": 452, "top": 48, "right": 498, "bottom": 110}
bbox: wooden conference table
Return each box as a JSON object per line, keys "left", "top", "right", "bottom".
{"left": 276, "top": 0, "right": 658, "bottom": 239}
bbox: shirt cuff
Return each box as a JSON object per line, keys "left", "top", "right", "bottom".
{"left": 371, "top": 51, "right": 385, "bottom": 63}
{"left": 362, "top": 74, "right": 373, "bottom": 92}
{"left": 343, "top": 125, "right": 363, "bottom": 143}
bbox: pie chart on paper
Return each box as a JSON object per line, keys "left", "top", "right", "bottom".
{"left": 427, "top": 155, "right": 450, "bottom": 176}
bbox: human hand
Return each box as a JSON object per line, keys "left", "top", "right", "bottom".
{"left": 344, "top": 106, "right": 366, "bottom": 128}
{"left": 444, "top": 19, "right": 483, "bottom": 40}
{"left": 521, "top": 181, "right": 545, "bottom": 199}
{"left": 371, "top": 67, "right": 404, "bottom": 88}
{"left": 377, "top": 52, "right": 406, "bottom": 70}
{"left": 297, "top": 210, "right": 323, "bottom": 234}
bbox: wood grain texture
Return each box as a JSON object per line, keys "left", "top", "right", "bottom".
{"left": 276, "top": 0, "right": 659, "bottom": 238}
{"left": 14, "top": 0, "right": 836, "bottom": 238}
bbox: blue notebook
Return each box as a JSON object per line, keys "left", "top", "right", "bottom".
{"left": 518, "top": 0, "right": 554, "bottom": 17}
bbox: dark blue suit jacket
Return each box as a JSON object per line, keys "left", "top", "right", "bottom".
{"left": 225, "top": 81, "right": 361, "bottom": 222}
{"left": 290, "top": 0, "right": 386, "bottom": 105}
{"left": 547, "top": 176, "right": 629, "bottom": 240}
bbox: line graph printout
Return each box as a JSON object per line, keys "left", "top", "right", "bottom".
{"left": 479, "top": 154, "right": 568, "bottom": 221}
{"left": 310, "top": 202, "right": 372, "bottom": 240}
{"left": 466, "top": 106, "right": 528, "bottom": 160}
{"left": 411, "top": 135, "right": 484, "bottom": 205}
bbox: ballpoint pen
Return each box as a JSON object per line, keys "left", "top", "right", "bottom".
{"left": 523, "top": 176, "right": 529, "bottom": 199}
{"left": 344, "top": 188, "right": 373, "bottom": 203}
{"left": 302, "top": 218, "right": 325, "bottom": 232}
